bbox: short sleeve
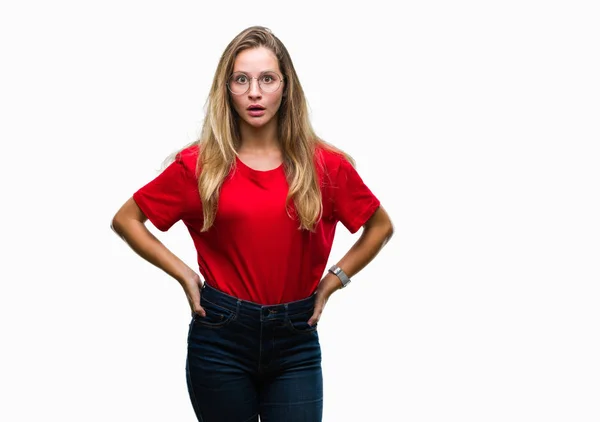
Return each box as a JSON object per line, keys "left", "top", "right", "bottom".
{"left": 132, "top": 154, "right": 195, "bottom": 232}
{"left": 332, "top": 157, "right": 381, "bottom": 233}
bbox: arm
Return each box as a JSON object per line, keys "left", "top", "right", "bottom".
{"left": 111, "top": 197, "right": 205, "bottom": 316}
{"left": 308, "top": 205, "right": 394, "bottom": 325}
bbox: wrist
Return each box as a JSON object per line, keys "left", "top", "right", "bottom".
{"left": 321, "top": 273, "right": 343, "bottom": 293}
{"left": 328, "top": 264, "right": 351, "bottom": 288}
{"left": 180, "top": 271, "right": 201, "bottom": 288}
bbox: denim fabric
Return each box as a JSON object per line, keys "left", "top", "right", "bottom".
{"left": 186, "top": 283, "right": 323, "bottom": 422}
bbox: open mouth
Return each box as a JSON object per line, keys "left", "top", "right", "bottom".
{"left": 247, "top": 106, "right": 266, "bottom": 116}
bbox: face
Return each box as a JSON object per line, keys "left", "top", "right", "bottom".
{"left": 228, "top": 46, "right": 285, "bottom": 130}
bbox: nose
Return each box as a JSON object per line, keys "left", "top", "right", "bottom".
{"left": 248, "top": 78, "right": 262, "bottom": 99}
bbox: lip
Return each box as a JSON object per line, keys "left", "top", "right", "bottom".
{"left": 247, "top": 104, "right": 266, "bottom": 110}
{"left": 248, "top": 109, "right": 266, "bottom": 117}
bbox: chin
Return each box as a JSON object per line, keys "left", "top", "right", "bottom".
{"left": 243, "top": 117, "right": 272, "bottom": 128}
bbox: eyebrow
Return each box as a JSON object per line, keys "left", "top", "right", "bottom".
{"left": 232, "top": 69, "right": 278, "bottom": 75}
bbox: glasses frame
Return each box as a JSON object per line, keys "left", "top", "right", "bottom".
{"left": 226, "top": 70, "right": 285, "bottom": 95}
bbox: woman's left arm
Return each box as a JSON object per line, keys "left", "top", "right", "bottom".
{"left": 308, "top": 206, "right": 394, "bottom": 325}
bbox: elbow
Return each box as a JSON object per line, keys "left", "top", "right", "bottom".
{"left": 383, "top": 219, "right": 394, "bottom": 244}
{"left": 379, "top": 209, "right": 394, "bottom": 244}
{"left": 111, "top": 213, "right": 126, "bottom": 237}
{"left": 111, "top": 197, "right": 144, "bottom": 236}
{"left": 363, "top": 206, "right": 394, "bottom": 243}
{"left": 110, "top": 215, "right": 121, "bottom": 236}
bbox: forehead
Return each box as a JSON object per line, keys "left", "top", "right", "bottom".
{"left": 233, "top": 47, "right": 280, "bottom": 74}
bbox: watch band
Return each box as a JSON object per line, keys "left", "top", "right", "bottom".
{"left": 328, "top": 264, "right": 351, "bottom": 288}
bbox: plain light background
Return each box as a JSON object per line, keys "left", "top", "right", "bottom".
{"left": 1, "top": 0, "right": 599, "bottom": 421}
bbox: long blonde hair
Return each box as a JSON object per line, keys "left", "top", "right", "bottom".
{"left": 168, "top": 26, "right": 354, "bottom": 232}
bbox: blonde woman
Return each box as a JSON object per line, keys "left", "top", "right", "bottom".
{"left": 111, "top": 25, "right": 393, "bottom": 422}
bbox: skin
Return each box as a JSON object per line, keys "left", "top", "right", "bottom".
{"left": 111, "top": 45, "right": 394, "bottom": 324}
{"left": 308, "top": 206, "right": 393, "bottom": 326}
{"left": 230, "top": 46, "right": 285, "bottom": 170}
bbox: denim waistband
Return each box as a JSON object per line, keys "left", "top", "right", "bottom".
{"left": 201, "top": 282, "right": 316, "bottom": 319}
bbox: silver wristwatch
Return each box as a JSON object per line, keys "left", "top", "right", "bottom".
{"left": 328, "top": 265, "right": 351, "bottom": 288}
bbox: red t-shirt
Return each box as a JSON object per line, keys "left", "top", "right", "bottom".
{"left": 133, "top": 144, "right": 380, "bottom": 304}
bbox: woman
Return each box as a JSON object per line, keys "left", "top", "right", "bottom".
{"left": 111, "top": 25, "right": 393, "bottom": 422}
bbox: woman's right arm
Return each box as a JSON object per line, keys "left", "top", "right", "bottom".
{"left": 110, "top": 197, "right": 205, "bottom": 317}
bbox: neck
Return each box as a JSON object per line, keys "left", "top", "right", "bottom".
{"left": 238, "top": 118, "right": 280, "bottom": 152}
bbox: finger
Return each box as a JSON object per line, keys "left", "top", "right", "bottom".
{"left": 308, "top": 297, "right": 325, "bottom": 326}
{"left": 192, "top": 305, "right": 206, "bottom": 317}
{"left": 192, "top": 288, "right": 204, "bottom": 317}
{"left": 307, "top": 309, "right": 321, "bottom": 326}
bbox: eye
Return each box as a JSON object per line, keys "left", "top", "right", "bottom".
{"left": 234, "top": 74, "right": 248, "bottom": 84}
{"left": 261, "top": 73, "right": 277, "bottom": 84}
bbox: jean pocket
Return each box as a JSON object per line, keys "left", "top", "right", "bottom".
{"left": 285, "top": 308, "right": 318, "bottom": 334}
{"left": 193, "top": 298, "right": 236, "bottom": 328}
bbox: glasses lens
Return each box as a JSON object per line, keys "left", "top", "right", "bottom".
{"left": 258, "top": 72, "right": 281, "bottom": 93}
{"left": 228, "top": 73, "right": 248, "bottom": 94}
{"left": 227, "top": 72, "right": 281, "bottom": 94}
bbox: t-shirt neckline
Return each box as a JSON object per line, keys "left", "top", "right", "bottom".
{"left": 235, "top": 155, "right": 284, "bottom": 178}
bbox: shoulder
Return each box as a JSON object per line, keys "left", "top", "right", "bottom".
{"left": 315, "top": 142, "right": 349, "bottom": 167}
{"left": 174, "top": 144, "right": 201, "bottom": 177}
{"left": 314, "top": 142, "right": 353, "bottom": 181}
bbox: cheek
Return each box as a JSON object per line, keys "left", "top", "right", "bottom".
{"left": 269, "top": 94, "right": 284, "bottom": 111}
{"left": 230, "top": 97, "right": 243, "bottom": 113}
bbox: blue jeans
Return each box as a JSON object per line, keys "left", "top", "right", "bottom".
{"left": 186, "top": 282, "right": 323, "bottom": 422}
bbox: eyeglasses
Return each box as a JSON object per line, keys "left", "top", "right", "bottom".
{"left": 227, "top": 71, "right": 284, "bottom": 95}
